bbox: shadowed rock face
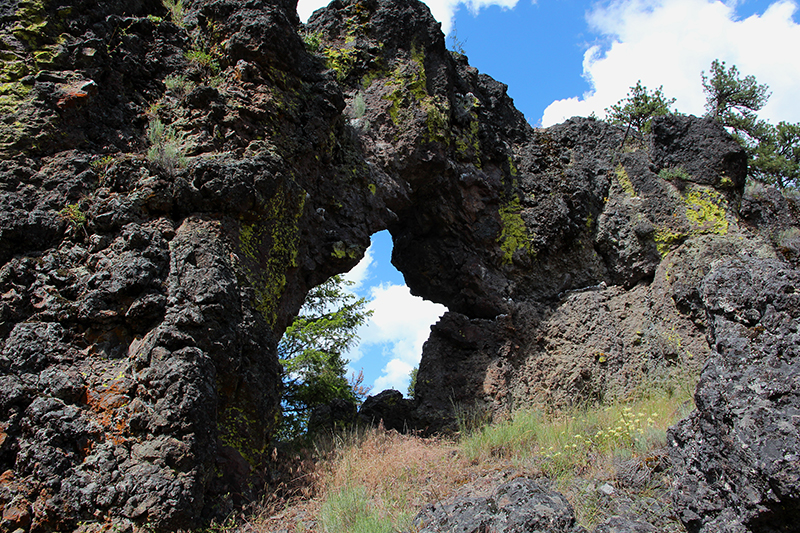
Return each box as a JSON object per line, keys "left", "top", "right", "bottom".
{"left": 0, "top": 0, "right": 799, "bottom": 531}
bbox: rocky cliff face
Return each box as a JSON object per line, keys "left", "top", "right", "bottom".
{"left": 1, "top": 0, "right": 798, "bottom": 531}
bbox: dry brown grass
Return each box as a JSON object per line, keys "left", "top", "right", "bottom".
{"left": 234, "top": 373, "right": 696, "bottom": 532}
{"left": 249, "top": 425, "right": 507, "bottom": 532}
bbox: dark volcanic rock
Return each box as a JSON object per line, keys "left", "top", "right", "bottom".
{"left": 358, "top": 389, "right": 415, "bottom": 431}
{"left": 307, "top": 398, "right": 358, "bottom": 434}
{"left": 1, "top": 0, "right": 800, "bottom": 529}
{"left": 592, "top": 516, "right": 657, "bottom": 533}
{"left": 413, "top": 476, "right": 585, "bottom": 533}
{"left": 650, "top": 115, "right": 747, "bottom": 190}
{"left": 669, "top": 258, "right": 800, "bottom": 533}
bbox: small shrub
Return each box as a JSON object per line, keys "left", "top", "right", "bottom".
{"left": 164, "top": 74, "right": 194, "bottom": 96}
{"left": 91, "top": 155, "right": 116, "bottom": 184}
{"left": 352, "top": 91, "right": 366, "bottom": 119}
{"left": 658, "top": 167, "right": 692, "bottom": 182}
{"left": 303, "top": 31, "right": 322, "bottom": 53}
{"left": 146, "top": 101, "right": 163, "bottom": 117}
{"left": 162, "top": 0, "right": 185, "bottom": 27}
{"left": 784, "top": 187, "right": 800, "bottom": 201}
{"left": 146, "top": 117, "right": 186, "bottom": 174}
{"left": 186, "top": 49, "right": 219, "bottom": 74}
{"left": 775, "top": 227, "right": 800, "bottom": 261}
{"left": 59, "top": 203, "right": 87, "bottom": 227}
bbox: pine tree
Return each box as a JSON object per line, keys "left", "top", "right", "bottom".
{"left": 605, "top": 81, "right": 676, "bottom": 135}
{"left": 278, "top": 274, "right": 372, "bottom": 439}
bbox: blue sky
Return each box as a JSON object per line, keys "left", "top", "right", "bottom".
{"left": 297, "top": 0, "right": 800, "bottom": 395}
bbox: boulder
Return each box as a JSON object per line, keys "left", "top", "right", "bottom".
{"left": 358, "top": 389, "right": 416, "bottom": 432}
{"left": 412, "top": 476, "right": 585, "bottom": 533}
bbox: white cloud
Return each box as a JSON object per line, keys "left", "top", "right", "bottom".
{"left": 426, "top": 0, "right": 519, "bottom": 34}
{"left": 297, "top": 0, "right": 518, "bottom": 35}
{"left": 374, "top": 358, "right": 415, "bottom": 392}
{"left": 347, "top": 282, "right": 446, "bottom": 393}
{"left": 297, "top": 0, "right": 328, "bottom": 22}
{"left": 343, "top": 242, "right": 374, "bottom": 292}
{"left": 542, "top": 0, "right": 800, "bottom": 127}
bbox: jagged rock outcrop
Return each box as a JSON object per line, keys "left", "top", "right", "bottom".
{"left": 411, "top": 115, "right": 763, "bottom": 429}
{"left": 1, "top": 0, "right": 799, "bottom": 530}
{"left": 1, "top": 0, "right": 380, "bottom": 530}
{"left": 669, "top": 258, "right": 800, "bottom": 532}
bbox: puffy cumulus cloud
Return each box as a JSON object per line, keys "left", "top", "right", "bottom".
{"left": 373, "top": 358, "right": 415, "bottom": 392}
{"left": 297, "top": 0, "right": 518, "bottom": 34}
{"left": 353, "top": 283, "right": 446, "bottom": 393}
{"left": 542, "top": 0, "right": 800, "bottom": 126}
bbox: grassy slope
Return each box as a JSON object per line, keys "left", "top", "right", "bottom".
{"left": 206, "top": 372, "right": 697, "bottom": 533}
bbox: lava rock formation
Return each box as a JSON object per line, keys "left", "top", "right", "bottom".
{"left": 0, "top": 0, "right": 798, "bottom": 531}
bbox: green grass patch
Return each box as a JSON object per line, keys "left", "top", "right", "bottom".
{"left": 460, "top": 377, "right": 695, "bottom": 479}
{"left": 321, "top": 486, "right": 406, "bottom": 533}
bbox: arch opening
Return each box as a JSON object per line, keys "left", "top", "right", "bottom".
{"left": 343, "top": 230, "right": 447, "bottom": 397}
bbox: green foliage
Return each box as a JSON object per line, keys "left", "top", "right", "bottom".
{"left": 460, "top": 375, "right": 696, "bottom": 482}
{"left": 91, "top": 155, "right": 116, "bottom": 183}
{"left": 702, "top": 59, "right": 770, "bottom": 139}
{"left": 658, "top": 166, "right": 691, "bottom": 182}
{"left": 321, "top": 486, "right": 398, "bottom": 533}
{"left": 352, "top": 91, "right": 366, "bottom": 118}
{"left": 701, "top": 60, "right": 800, "bottom": 190}
{"left": 303, "top": 30, "right": 322, "bottom": 52}
{"left": 186, "top": 48, "right": 219, "bottom": 74}
{"left": 146, "top": 116, "right": 186, "bottom": 175}
{"left": 447, "top": 24, "right": 466, "bottom": 56}
{"left": 605, "top": 80, "right": 675, "bottom": 134}
{"left": 59, "top": 203, "right": 86, "bottom": 227}
{"left": 278, "top": 275, "right": 373, "bottom": 439}
{"left": 162, "top": 0, "right": 185, "bottom": 27}
{"left": 164, "top": 73, "right": 194, "bottom": 96}
{"left": 407, "top": 367, "right": 418, "bottom": 399}
{"left": 749, "top": 120, "right": 800, "bottom": 189}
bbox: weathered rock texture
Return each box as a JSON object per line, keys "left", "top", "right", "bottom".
{"left": 413, "top": 475, "right": 585, "bottom": 533}
{"left": 669, "top": 258, "right": 800, "bottom": 532}
{"left": 1, "top": 0, "right": 799, "bottom": 530}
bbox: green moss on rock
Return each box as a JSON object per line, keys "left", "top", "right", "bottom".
{"left": 653, "top": 187, "right": 729, "bottom": 257}
{"left": 0, "top": 82, "right": 34, "bottom": 154}
{"left": 654, "top": 228, "right": 687, "bottom": 257}
{"left": 497, "top": 195, "right": 532, "bottom": 265}
{"left": 238, "top": 185, "right": 306, "bottom": 327}
{"left": 323, "top": 47, "right": 359, "bottom": 81}
{"left": 615, "top": 164, "right": 636, "bottom": 197}
{"left": 217, "top": 404, "right": 267, "bottom": 469}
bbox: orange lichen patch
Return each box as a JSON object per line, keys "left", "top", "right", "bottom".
{"left": 0, "top": 424, "right": 7, "bottom": 448}
{"left": 2, "top": 497, "right": 32, "bottom": 529}
{"left": 0, "top": 469, "right": 14, "bottom": 484}
{"left": 84, "top": 379, "right": 134, "bottom": 446}
{"left": 55, "top": 80, "right": 97, "bottom": 109}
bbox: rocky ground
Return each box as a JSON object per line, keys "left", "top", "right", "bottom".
{"left": 1, "top": 0, "right": 799, "bottom": 531}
